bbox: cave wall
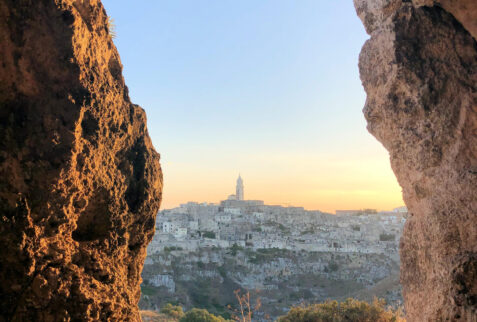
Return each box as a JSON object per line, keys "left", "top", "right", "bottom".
{"left": 354, "top": 0, "right": 477, "bottom": 320}
{"left": 0, "top": 0, "right": 162, "bottom": 321}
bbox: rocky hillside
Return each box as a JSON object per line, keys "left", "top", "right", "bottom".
{"left": 355, "top": 0, "right": 477, "bottom": 320}
{"left": 0, "top": 1, "right": 162, "bottom": 320}
{"left": 140, "top": 203, "right": 404, "bottom": 320}
{"left": 140, "top": 247, "right": 401, "bottom": 320}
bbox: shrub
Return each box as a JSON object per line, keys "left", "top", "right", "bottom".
{"left": 277, "top": 298, "right": 405, "bottom": 322}
{"left": 141, "top": 285, "right": 158, "bottom": 296}
{"left": 327, "top": 261, "right": 339, "bottom": 272}
{"left": 160, "top": 303, "right": 185, "bottom": 319}
{"left": 106, "top": 17, "right": 116, "bottom": 39}
{"left": 230, "top": 289, "right": 262, "bottom": 322}
{"left": 179, "top": 308, "right": 229, "bottom": 322}
{"left": 228, "top": 243, "right": 244, "bottom": 256}
{"left": 202, "top": 231, "right": 216, "bottom": 239}
{"left": 164, "top": 246, "right": 184, "bottom": 252}
{"left": 300, "top": 229, "right": 315, "bottom": 235}
{"left": 379, "top": 233, "right": 395, "bottom": 241}
{"left": 217, "top": 265, "right": 227, "bottom": 278}
{"left": 247, "top": 248, "right": 289, "bottom": 264}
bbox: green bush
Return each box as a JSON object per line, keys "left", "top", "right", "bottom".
{"left": 160, "top": 303, "right": 185, "bottom": 319}
{"left": 164, "top": 246, "right": 184, "bottom": 252}
{"left": 300, "top": 229, "right": 315, "bottom": 235}
{"left": 202, "top": 231, "right": 216, "bottom": 239}
{"left": 141, "top": 285, "right": 158, "bottom": 296}
{"left": 379, "top": 233, "right": 395, "bottom": 241}
{"left": 247, "top": 248, "right": 289, "bottom": 264}
{"left": 277, "top": 298, "right": 405, "bottom": 322}
{"left": 327, "top": 261, "right": 339, "bottom": 272}
{"left": 217, "top": 265, "right": 227, "bottom": 278}
{"left": 179, "top": 308, "right": 230, "bottom": 322}
{"left": 228, "top": 243, "right": 244, "bottom": 256}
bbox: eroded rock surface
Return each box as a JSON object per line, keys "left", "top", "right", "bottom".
{"left": 355, "top": 0, "right": 476, "bottom": 320}
{"left": 0, "top": 0, "right": 162, "bottom": 320}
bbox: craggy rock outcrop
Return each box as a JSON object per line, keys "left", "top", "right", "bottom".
{"left": 0, "top": 0, "right": 162, "bottom": 321}
{"left": 355, "top": 0, "right": 476, "bottom": 320}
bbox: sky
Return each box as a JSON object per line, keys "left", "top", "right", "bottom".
{"left": 102, "top": 0, "right": 404, "bottom": 213}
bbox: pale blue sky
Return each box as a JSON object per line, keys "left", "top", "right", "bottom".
{"left": 102, "top": 1, "right": 403, "bottom": 212}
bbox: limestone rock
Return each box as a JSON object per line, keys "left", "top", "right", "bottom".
{"left": 355, "top": 0, "right": 477, "bottom": 320}
{"left": 0, "top": 0, "right": 162, "bottom": 321}
{"left": 412, "top": 0, "right": 477, "bottom": 40}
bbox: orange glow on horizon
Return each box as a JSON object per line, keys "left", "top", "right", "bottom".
{"left": 158, "top": 150, "right": 404, "bottom": 214}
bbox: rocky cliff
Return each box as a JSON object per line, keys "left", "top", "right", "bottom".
{"left": 140, "top": 248, "right": 401, "bottom": 320}
{"left": 354, "top": 0, "right": 477, "bottom": 320}
{"left": 0, "top": 0, "right": 162, "bottom": 321}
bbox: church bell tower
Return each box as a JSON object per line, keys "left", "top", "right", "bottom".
{"left": 236, "top": 174, "right": 244, "bottom": 201}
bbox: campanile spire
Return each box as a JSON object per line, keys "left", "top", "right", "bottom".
{"left": 236, "top": 174, "right": 244, "bottom": 201}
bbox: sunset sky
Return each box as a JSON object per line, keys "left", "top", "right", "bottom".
{"left": 102, "top": 0, "right": 404, "bottom": 213}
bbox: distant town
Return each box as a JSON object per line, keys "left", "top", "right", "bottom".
{"left": 141, "top": 176, "right": 407, "bottom": 317}
{"left": 148, "top": 174, "right": 406, "bottom": 255}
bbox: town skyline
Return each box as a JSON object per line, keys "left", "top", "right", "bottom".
{"left": 143, "top": 187, "right": 406, "bottom": 316}
{"left": 160, "top": 173, "right": 404, "bottom": 213}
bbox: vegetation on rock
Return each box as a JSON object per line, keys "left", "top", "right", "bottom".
{"left": 161, "top": 304, "right": 185, "bottom": 320}
{"left": 277, "top": 298, "right": 405, "bottom": 322}
{"left": 144, "top": 298, "right": 404, "bottom": 322}
{"left": 201, "top": 231, "right": 216, "bottom": 239}
{"left": 179, "top": 308, "right": 231, "bottom": 322}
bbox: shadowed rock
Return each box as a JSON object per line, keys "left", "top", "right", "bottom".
{"left": 0, "top": 0, "right": 162, "bottom": 320}
{"left": 355, "top": 0, "right": 476, "bottom": 320}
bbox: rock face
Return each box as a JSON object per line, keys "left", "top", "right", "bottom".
{"left": 0, "top": 1, "right": 162, "bottom": 321}
{"left": 354, "top": 0, "right": 476, "bottom": 320}
{"left": 141, "top": 248, "right": 401, "bottom": 320}
{"left": 141, "top": 206, "right": 405, "bottom": 319}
